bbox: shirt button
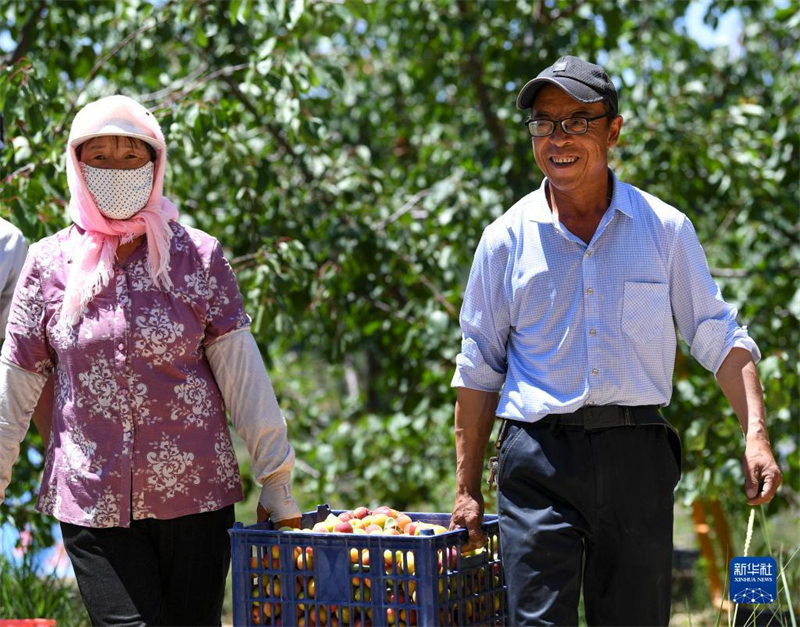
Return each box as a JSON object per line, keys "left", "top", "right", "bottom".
{"left": 586, "top": 287, "right": 594, "bottom": 295}
{"left": 591, "top": 367, "right": 599, "bottom": 375}
{"left": 586, "top": 250, "right": 593, "bottom": 257}
{"left": 589, "top": 328, "right": 596, "bottom": 336}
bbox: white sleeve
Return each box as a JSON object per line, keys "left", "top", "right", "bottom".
{"left": 670, "top": 216, "right": 760, "bottom": 373}
{"left": 0, "top": 228, "right": 28, "bottom": 340}
{"left": 451, "top": 226, "right": 511, "bottom": 391}
{"left": 0, "top": 357, "right": 46, "bottom": 503}
{"left": 206, "top": 328, "right": 301, "bottom": 522}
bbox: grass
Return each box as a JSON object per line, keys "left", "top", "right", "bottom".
{"left": 724, "top": 507, "right": 798, "bottom": 627}
{"left": 0, "top": 548, "right": 89, "bottom": 625}
{"left": 671, "top": 503, "right": 799, "bottom": 627}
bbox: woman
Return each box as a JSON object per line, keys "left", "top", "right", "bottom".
{"left": 0, "top": 95, "right": 301, "bottom": 626}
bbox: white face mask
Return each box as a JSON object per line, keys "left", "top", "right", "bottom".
{"left": 80, "top": 161, "right": 154, "bottom": 220}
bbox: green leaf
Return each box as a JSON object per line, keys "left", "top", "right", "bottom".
{"left": 287, "top": 0, "right": 304, "bottom": 29}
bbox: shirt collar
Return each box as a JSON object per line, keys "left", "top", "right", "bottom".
{"left": 526, "top": 170, "right": 633, "bottom": 222}
{"left": 608, "top": 171, "right": 633, "bottom": 218}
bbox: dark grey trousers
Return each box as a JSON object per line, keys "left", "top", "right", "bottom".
{"left": 497, "top": 419, "right": 681, "bottom": 626}
{"left": 61, "top": 505, "right": 235, "bottom": 627}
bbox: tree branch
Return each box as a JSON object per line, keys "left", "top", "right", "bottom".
{"left": 8, "top": 0, "right": 47, "bottom": 66}
{"left": 709, "top": 267, "right": 800, "bottom": 279}
{"left": 416, "top": 272, "right": 458, "bottom": 317}
{"left": 536, "top": 0, "right": 589, "bottom": 25}
{"left": 456, "top": 0, "right": 507, "bottom": 159}
{"left": 139, "top": 62, "right": 251, "bottom": 104}
{"left": 374, "top": 188, "right": 431, "bottom": 232}
{"left": 221, "top": 75, "right": 316, "bottom": 185}
{"left": 710, "top": 268, "right": 750, "bottom": 279}
{"left": 54, "top": 16, "right": 162, "bottom": 138}
{"left": 3, "top": 163, "right": 35, "bottom": 186}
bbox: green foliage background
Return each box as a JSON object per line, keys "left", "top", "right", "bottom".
{"left": 1, "top": 0, "right": 797, "bottom": 551}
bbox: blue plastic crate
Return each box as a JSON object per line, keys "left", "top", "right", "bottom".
{"left": 229, "top": 504, "right": 507, "bottom": 626}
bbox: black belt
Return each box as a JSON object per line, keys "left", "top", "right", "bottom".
{"left": 535, "top": 404, "right": 663, "bottom": 431}
{"left": 488, "top": 405, "right": 668, "bottom": 487}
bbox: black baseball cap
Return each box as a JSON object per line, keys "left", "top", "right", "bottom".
{"left": 516, "top": 55, "right": 618, "bottom": 115}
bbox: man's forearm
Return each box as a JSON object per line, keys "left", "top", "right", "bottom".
{"left": 454, "top": 388, "right": 499, "bottom": 496}
{"left": 716, "top": 346, "right": 782, "bottom": 503}
{"left": 716, "top": 347, "right": 768, "bottom": 438}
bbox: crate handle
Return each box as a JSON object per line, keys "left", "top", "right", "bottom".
{"left": 314, "top": 503, "right": 332, "bottom": 518}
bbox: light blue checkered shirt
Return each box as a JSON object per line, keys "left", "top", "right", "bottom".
{"left": 451, "top": 172, "right": 759, "bottom": 422}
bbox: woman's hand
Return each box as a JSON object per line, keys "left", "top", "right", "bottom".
{"left": 257, "top": 503, "right": 301, "bottom": 529}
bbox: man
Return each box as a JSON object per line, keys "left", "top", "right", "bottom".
{"left": 449, "top": 55, "right": 782, "bottom": 625}
{"left": 1, "top": 117, "right": 39, "bottom": 438}
{"left": 0, "top": 215, "right": 27, "bottom": 344}
{"left": 0, "top": 116, "right": 29, "bottom": 345}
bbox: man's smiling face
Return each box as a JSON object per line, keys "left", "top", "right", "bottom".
{"left": 530, "top": 84, "right": 622, "bottom": 200}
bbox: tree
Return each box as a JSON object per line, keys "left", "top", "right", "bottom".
{"left": 1, "top": 0, "right": 797, "bottom": 548}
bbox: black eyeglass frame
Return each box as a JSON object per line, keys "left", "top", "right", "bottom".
{"left": 523, "top": 113, "right": 612, "bottom": 138}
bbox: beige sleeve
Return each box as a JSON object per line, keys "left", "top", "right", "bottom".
{"left": 0, "top": 358, "right": 46, "bottom": 503}
{"left": 206, "top": 328, "right": 301, "bottom": 522}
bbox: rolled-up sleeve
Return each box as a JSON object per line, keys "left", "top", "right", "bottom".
{"left": 670, "top": 216, "right": 760, "bottom": 373}
{"left": 451, "top": 227, "right": 510, "bottom": 392}
{"left": 0, "top": 226, "right": 28, "bottom": 341}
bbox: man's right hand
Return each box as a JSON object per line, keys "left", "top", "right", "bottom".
{"left": 451, "top": 491, "right": 488, "bottom": 553}
{"left": 451, "top": 387, "right": 499, "bottom": 553}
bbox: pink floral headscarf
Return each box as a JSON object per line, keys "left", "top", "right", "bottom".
{"left": 62, "top": 95, "right": 179, "bottom": 325}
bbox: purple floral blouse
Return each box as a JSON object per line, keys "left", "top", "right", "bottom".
{"left": 3, "top": 222, "right": 251, "bottom": 527}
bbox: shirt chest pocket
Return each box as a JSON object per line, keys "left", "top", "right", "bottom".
{"left": 621, "top": 281, "right": 670, "bottom": 344}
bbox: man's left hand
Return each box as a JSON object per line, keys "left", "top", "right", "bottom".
{"left": 743, "top": 433, "right": 782, "bottom": 505}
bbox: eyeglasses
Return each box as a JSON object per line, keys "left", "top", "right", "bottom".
{"left": 524, "top": 113, "right": 611, "bottom": 138}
